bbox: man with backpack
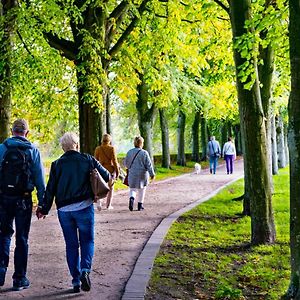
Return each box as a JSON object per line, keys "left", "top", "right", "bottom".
{"left": 0, "top": 119, "right": 45, "bottom": 291}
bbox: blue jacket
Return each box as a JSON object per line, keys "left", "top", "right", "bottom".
{"left": 0, "top": 136, "right": 46, "bottom": 203}
{"left": 41, "top": 150, "right": 110, "bottom": 214}
{"left": 207, "top": 140, "right": 221, "bottom": 157}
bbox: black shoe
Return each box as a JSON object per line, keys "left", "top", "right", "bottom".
{"left": 129, "top": 197, "right": 134, "bottom": 211}
{"left": 0, "top": 267, "right": 6, "bottom": 286}
{"left": 13, "top": 277, "right": 30, "bottom": 291}
{"left": 210, "top": 169, "right": 212, "bottom": 174}
{"left": 73, "top": 285, "right": 80, "bottom": 293}
{"left": 80, "top": 271, "right": 91, "bottom": 292}
{"left": 138, "top": 203, "right": 144, "bottom": 211}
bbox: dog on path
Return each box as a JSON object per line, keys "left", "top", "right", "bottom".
{"left": 194, "top": 163, "right": 201, "bottom": 174}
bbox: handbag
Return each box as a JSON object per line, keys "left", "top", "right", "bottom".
{"left": 90, "top": 168, "right": 110, "bottom": 199}
{"left": 210, "top": 141, "right": 220, "bottom": 157}
{"left": 123, "top": 169, "right": 129, "bottom": 186}
{"left": 123, "top": 149, "right": 142, "bottom": 186}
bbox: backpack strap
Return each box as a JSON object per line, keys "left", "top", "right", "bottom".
{"left": 129, "top": 149, "right": 142, "bottom": 169}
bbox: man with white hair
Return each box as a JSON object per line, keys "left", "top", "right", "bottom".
{"left": 207, "top": 136, "right": 221, "bottom": 174}
{"left": 37, "top": 132, "right": 110, "bottom": 293}
{"left": 0, "top": 119, "right": 45, "bottom": 290}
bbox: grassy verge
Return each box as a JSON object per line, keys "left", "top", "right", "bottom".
{"left": 146, "top": 168, "right": 290, "bottom": 300}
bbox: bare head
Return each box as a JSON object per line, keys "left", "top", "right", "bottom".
{"left": 210, "top": 136, "right": 215, "bottom": 141}
{"left": 134, "top": 136, "right": 144, "bottom": 148}
{"left": 102, "top": 133, "right": 112, "bottom": 144}
{"left": 228, "top": 137, "right": 232, "bottom": 142}
{"left": 12, "top": 119, "right": 29, "bottom": 138}
{"left": 60, "top": 132, "right": 80, "bottom": 152}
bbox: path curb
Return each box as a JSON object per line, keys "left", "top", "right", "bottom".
{"left": 122, "top": 174, "right": 244, "bottom": 300}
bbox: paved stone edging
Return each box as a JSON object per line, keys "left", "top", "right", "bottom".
{"left": 122, "top": 174, "right": 244, "bottom": 300}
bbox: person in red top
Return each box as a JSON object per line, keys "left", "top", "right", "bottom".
{"left": 94, "top": 134, "right": 119, "bottom": 210}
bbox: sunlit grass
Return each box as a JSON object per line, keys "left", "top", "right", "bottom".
{"left": 146, "top": 168, "right": 290, "bottom": 300}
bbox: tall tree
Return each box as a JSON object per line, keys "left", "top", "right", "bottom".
{"left": 159, "top": 108, "right": 171, "bottom": 168}
{"left": 0, "top": 0, "right": 17, "bottom": 142}
{"left": 284, "top": 0, "right": 300, "bottom": 297}
{"left": 192, "top": 109, "right": 201, "bottom": 162}
{"left": 177, "top": 99, "right": 186, "bottom": 166}
{"left": 200, "top": 110, "right": 208, "bottom": 160}
{"left": 213, "top": 0, "right": 276, "bottom": 244}
{"left": 26, "top": 0, "right": 150, "bottom": 153}
{"left": 136, "top": 71, "right": 156, "bottom": 161}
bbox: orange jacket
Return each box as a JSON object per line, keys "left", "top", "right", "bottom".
{"left": 94, "top": 143, "right": 119, "bottom": 177}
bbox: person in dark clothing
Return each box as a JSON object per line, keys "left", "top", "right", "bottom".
{"left": 0, "top": 119, "right": 45, "bottom": 291}
{"left": 36, "top": 132, "right": 110, "bottom": 293}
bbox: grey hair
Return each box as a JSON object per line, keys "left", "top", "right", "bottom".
{"left": 60, "top": 132, "right": 79, "bottom": 152}
{"left": 134, "top": 136, "right": 144, "bottom": 147}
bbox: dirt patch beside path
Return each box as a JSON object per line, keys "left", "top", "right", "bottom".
{"left": 0, "top": 160, "right": 244, "bottom": 300}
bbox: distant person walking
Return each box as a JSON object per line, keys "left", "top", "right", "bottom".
{"left": 124, "top": 136, "right": 155, "bottom": 211}
{"left": 94, "top": 134, "right": 119, "bottom": 210}
{"left": 0, "top": 119, "right": 45, "bottom": 291}
{"left": 207, "top": 136, "right": 221, "bottom": 174}
{"left": 222, "top": 137, "right": 236, "bottom": 174}
{"left": 36, "top": 132, "right": 110, "bottom": 293}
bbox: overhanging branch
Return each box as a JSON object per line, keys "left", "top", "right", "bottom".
{"left": 108, "top": 0, "right": 150, "bottom": 58}
{"left": 213, "top": 0, "right": 229, "bottom": 14}
{"left": 44, "top": 33, "right": 77, "bottom": 61}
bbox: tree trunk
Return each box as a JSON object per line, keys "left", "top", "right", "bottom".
{"left": 258, "top": 8, "right": 274, "bottom": 190}
{"left": 285, "top": 123, "right": 289, "bottom": 164}
{"left": 277, "top": 115, "right": 287, "bottom": 168}
{"left": 136, "top": 73, "right": 155, "bottom": 162}
{"left": 229, "top": 0, "right": 275, "bottom": 244}
{"left": 177, "top": 104, "right": 186, "bottom": 166}
{"left": 240, "top": 115, "right": 251, "bottom": 216}
{"left": 200, "top": 111, "right": 208, "bottom": 161}
{"left": 284, "top": 1, "right": 300, "bottom": 297}
{"left": 77, "top": 68, "right": 103, "bottom": 154}
{"left": 0, "top": 0, "right": 16, "bottom": 142}
{"left": 159, "top": 108, "right": 171, "bottom": 168}
{"left": 192, "top": 110, "right": 200, "bottom": 162}
{"left": 271, "top": 114, "right": 279, "bottom": 175}
{"left": 221, "top": 122, "right": 227, "bottom": 149}
{"left": 104, "top": 80, "right": 112, "bottom": 135}
{"left": 233, "top": 124, "right": 243, "bottom": 155}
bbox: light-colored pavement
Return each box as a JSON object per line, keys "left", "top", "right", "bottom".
{"left": 0, "top": 160, "right": 244, "bottom": 300}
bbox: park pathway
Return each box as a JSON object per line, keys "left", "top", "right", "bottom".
{"left": 0, "top": 160, "right": 244, "bottom": 300}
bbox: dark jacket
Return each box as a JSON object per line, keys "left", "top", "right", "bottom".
{"left": 0, "top": 136, "right": 45, "bottom": 203}
{"left": 41, "top": 150, "right": 110, "bottom": 214}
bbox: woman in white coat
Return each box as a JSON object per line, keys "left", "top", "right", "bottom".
{"left": 124, "top": 136, "right": 155, "bottom": 211}
{"left": 222, "top": 137, "right": 236, "bottom": 174}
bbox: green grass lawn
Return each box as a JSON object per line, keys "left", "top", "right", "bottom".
{"left": 146, "top": 168, "right": 290, "bottom": 300}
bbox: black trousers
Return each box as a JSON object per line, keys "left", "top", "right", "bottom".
{"left": 0, "top": 195, "right": 32, "bottom": 280}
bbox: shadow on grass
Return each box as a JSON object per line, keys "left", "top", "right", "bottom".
{"left": 178, "top": 213, "right": 245, "bottom": 223}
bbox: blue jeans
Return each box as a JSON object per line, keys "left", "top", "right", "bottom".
{"left": 0, "top": 195, "right": 32, "bottom": 280}
{"left": 58, "top": 204, "right": 94, "bottom": 286}
{"left": 209, "top": 156, "right": 219, "bottom": 174}
{"left": 225, "top": 154, "right": 234, "bottom": 174}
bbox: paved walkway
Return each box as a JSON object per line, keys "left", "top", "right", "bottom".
{"left": 0, "top": 160, "right": 244, "bottom": 300}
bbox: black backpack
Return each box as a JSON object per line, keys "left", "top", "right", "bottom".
{"left": 0, "top": 141, "right": 32, "bottom": 196}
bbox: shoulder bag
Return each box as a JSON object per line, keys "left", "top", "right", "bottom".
{"left": 123, "top": 150, "right": 141, "bottom": 186}
{"left": 90, "top": 157, "right": 110, "bottom": 199}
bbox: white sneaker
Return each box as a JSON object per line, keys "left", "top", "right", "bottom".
{"left": 107, "top": 206, "right": 114, "bottom": 210}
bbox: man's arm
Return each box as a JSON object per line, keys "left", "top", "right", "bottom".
{"left": 39, "top": 161, "right": 57, "bottom": 215}
{"left": 31, "top": 148, "right": 46, "bottom": 205}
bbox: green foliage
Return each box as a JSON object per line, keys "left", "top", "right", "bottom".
{"left": 147, "top": 168, "right": 290, "bottom": 299}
